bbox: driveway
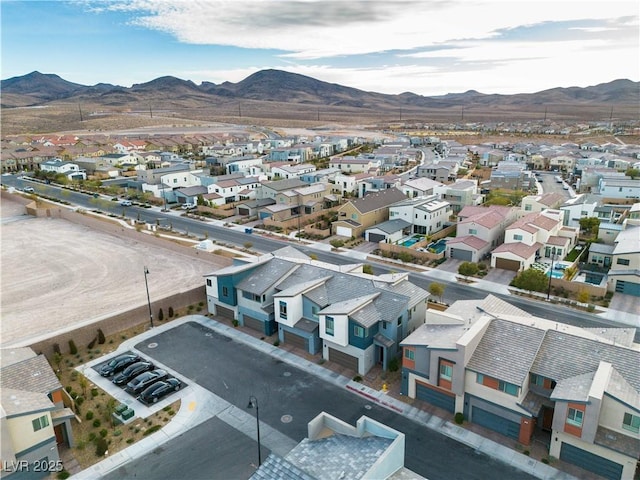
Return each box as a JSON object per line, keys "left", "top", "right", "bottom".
{"left": 609, "top": 293, "right": 640, "bottom": 316}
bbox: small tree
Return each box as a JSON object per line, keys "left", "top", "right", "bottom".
{"left": 362, "top": 264, "right": 374, "bottom": 275}
{"left": 52, "top": 352, "right": 63, "bottom": 372}
{"left": 68, "top": 340, "right": 78, "bottom": 355}
{"left": 625, "top": 168, "right": 640, "bottom": 179}
{"left": 158, "top": 308, "right": 164, "bottom": 321}
{"left": 458, "top": 262, "right": 479, "bottom": 278}
{"left": 243, "top": 241, "right": 253, "bottom": 250}
{"left": 168, "top": 306, "right": 174, "bottom": 318}
{"left": 577, "top": 289, "right": 590, "bottom": 304}
{"left": 330, "top": 239, "right": 344, "bottom": 249}
{"left": 97, "top": 329, "right": 106, "bottom": 344}
{"left": 512, "top": 268, "right": 548, "bottom": 293}
{"left": 95, "top": 437, "right": 108, "bottom": 457}
{"left": 79, "top": 375, "right": 88, "bottom": 397}
{"left": 428, "top": 282, "right": 445, "bottom": 303}
{"left": 579, "top": 217, "right": 600, "bottom": 236}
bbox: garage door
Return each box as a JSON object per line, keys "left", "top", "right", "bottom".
{"left": 416, "top": 382, "right": 455, "bottom": 413}
{"left": 472, "top": 407, "right": 520, "bottom": 440}
{"left": 560, "top": 443, "right": 623, "bottom": 480}
{"left": 450, "top": 248, "right": 473, "bottom": 261}
{"left": 495, "top": 257, "right": 521, "bottom": 271}
{"left": 367, "top": 233, "right": 386, "bottom": 243}
{"left": 615, "top": 280, "right": 640, "bottom": 297}
{"left": 238, "top": 207, "right": 250, "bottom": 216}
{"left": 328, "top": 348, "right": 358, "bottom": 371}
{"left": 283, "top": 330, "right": 307, "bottom": 350}
{"left": 336, "top": 226, "right": 352, "bottom": 237}
{"left": 243, "top": 315, "right": 263, "bottom": 333}
{"left": 216, "top": 305, "right": 234, "bottom": 320}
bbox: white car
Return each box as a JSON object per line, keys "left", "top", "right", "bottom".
{"left": 181, "top": 203, "right": 196, "bottom": 210}
{"left": 120, "top": 200, "right": 133, "bottom": 206}
{"left": 23, "top": 186, "right": 35, "bottom": 193}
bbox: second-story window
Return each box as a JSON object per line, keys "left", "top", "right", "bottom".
{"left": 353, "top": 325, "right": 364, "bottom": 338}
{"left": 325, "top": 316, "right": 334, "bottom": 336}
{"left": 439, "top": 363, "right": 452, "bottom": 381}
{"left": 567, "top": 408, "right": 584, "bottom": 427}
{"left": 279, "top": 301, "right": 287, "bottom": 319}
{"left": 623, "top": 413, "right": 640, "bottom": 433}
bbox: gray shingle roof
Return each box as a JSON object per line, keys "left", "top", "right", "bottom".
{"left": 249, "top": 454, "right": 316, "bottom": 480}
{"left": 466, "top": 319, "right": 546, "bottom": 387}
{"left": 1, "top": 354, "right": 62, "bottom": 394}
{"left": 237, "top": 259, "right": 298, "bottom": 295}
{"left": 530, "top": 331, "right": 640, "bottom": 391}
{"left": 1, "top": 388, "right": 54, "bottom": 417}
{"left": 550, "top": 371, "right": 595, "bottom": 402}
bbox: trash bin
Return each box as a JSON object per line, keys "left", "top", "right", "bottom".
{"left": 244, "top": 228, "right": 253, "bottom": 234}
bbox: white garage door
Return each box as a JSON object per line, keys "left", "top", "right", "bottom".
{"left": 336, "top": 226, "right": 352, "bottom": 237}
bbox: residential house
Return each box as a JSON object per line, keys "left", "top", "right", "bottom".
{"left": 358, "top": 175, "right": 402, "bottom": 198}
{"left": 580, "top": 168, "right": 626, "bottom": 192}
{"left": 400, "top": 294, "right": 639, "bottom": 480}
{"left": 250, "top": 412, "right": 422, "bottom": 480}
{"left": 492, "top": 209, "right": 578, "bottom": 271}
{"left": 299, "top": 167, "right": 340, "bottom": 185}
{"left": 332, "top": 188, "right": 408, "bottom": 238}
{"left": 521, "top": 192, "right": 565, "bottom": 214}
{"left": 598, "top": 223, "right": 625, "bottom": 245}
{"left": 388, "top": 195, "right": 452, "bottom": 236}
{"left": 433, "top": 179, "right": 484, "bottom": 215}
{"left": 450, "top": 205, "right": 519, "bottom": 262}
{"left": 364, "top": 219, "right": 412, "bottom": 243}
{"left": 598, "top": 178, "right": 640, "bottom": 200}
{"left": 331, "top": 172, "right": 374, "bottom": 197}
{"left": 270, "top": 163, "right": 316, "bottom": 180}
{"left": 548, "top": 152, "right": 580, "bottom": 172}
{"left": 490, "top": 162, "right": 531, "bottom": 190}
{"left": 416, "top": 162, "right": 456, "bottom": 183}
{"left": 113, "top": 139, "right": 147, "bottom": 153}
{"left": 204, "top": 247, "right": 429, "bottom": 374}
{"left": 400, "top": 177, "right": 445, "bottom": 198}
{"left": 607, "top": 225, "right": 640, "bottom": 296}
{"left": 226, "top": 156, "right": 264, "bottom": 175}
{"left": 99, "top": 153, "right": 142, "bottom": 167}
{"left": 560, "top": 194, "right": 600, "bottom": 228}
{"left": 1, "top": 348, "right": 76, "bottom": 476}
{"left": 257, "top": 178, "right": 309, "bottom": 201}
{"left": 259, "top": 183, "right": 334, "bottom": 221}
{"left": 204, "top": 176, "right": 261, "bottom": 205}
{"left": 39, "top": 159, "right": 86, "bottom": 181}
{"left": 329, "top": 156, "right": 380, "bottom": 174}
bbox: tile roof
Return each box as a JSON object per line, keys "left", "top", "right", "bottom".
{"left": 347, "top": 188, "right": 407, "bottom": 214}
{"left": 550, "top": 371, "right": 595, "bottom": 402}
{"left": 366, "top": 219, "right": 411, "bottom": 234}
{"left": 1, "top": 353, "right": 62, "bottom": 394}
{"left": 530, "top": 331, "right": 640, "bottom": 392}
{"left": 237, "top": 259, "right": 298, "bottom": 295}
{"left": 466, "top": 319, "right": 546, "bottom": 386}
{"left": 492, "top": 242, "right": 542, "bottom": 259}
{"left": 446, "top": 235, "right": 488, "bottom": 250}
{"left": 459, "top": 209, "right": 508, "bottom": 229}
{"left": 249, "top": 454, "right": 315, "bottom": 480}
{"left": 1, "top": 388, "right": 54, "bottom": 417}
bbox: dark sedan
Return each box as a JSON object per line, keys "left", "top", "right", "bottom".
{"left": 112, "top": 361, "right": 154, "bottom": 386}
{"left": 138, "top": 378, "right": 182, "bottom": 405}
{"left": 125, "top": 369, "right": 168, "bottom": 395}
{"left": 99, "top": 353, "right": 140, "bottom": 377}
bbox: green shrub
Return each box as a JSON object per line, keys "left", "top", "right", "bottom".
{"left": 70, "top": 391, "right": 78, "bottom": 399}
{"left": 143, "top": 425, "right": 162, "bottom": 436}
{"left": 198, "top": 301, "right": 204, "bottom": 307}
{"left": 158, "top": 308, "right": 164, "bottom": 321}
{"left": 586, "top": 304, "right": 595, "bottom": 312}
{"left": 113, "top": 429, "right": 122, "bottom": 437}
{"left": 126, "top": 438, "right": 134, "bottom": 444}
{"left": 68, "top": 340, "right": 78, "bottom": 355}
{"left": 91, "top": 388, "right": 99, "bottom": 397}
{"left": 93, "top": 419, "right": 101, "bottom": 428}
{"left": 75, "top": 396, "right": 84, "bottom": 406}
{"left": 163, "top": 406, "right": 172, "bottom": 411}
{"left": 95, "top": 437, "right": 108, "bottom": 456}
{"left": 85, "top": 411, "right": 94, "bottom": 420}
{"left": 523, "top": 450, "right": 530, "bottom": 456}
{"left": 53, "top": 343, "right": 61, "bottom": 355}
{"left": 388, "top": 357, "right": 400, "bottom": 372}
{"left": 100, "top": 429, "right": 108, "bottom": 438}
{"left": 65, "top": 386, "right": 72, "bottom": 393}
{"left": 273, "top": 340, "right": 280, "bottom": 346}
{"left": 454, "top": 412, "right": 464, "bottom": 424}
{"left": 57, "top": 470, "right": 71, "bottom": 479}
{"left": 97, "top": 329, "right": 106, "bottom": 344}
{"left": 353, "top": 375, "right": 363, "bottom": 382}
{"left": 168, "top": 306, "right": 174, "bottom": 318}
{"left": 232, "top": 319, "right": 239, "bottom": 327}
{"left": 88, "top": 432, "right": 97, "bottom": 442}
{"left": 87, "top": 337, "right": 97, "bottom": 349}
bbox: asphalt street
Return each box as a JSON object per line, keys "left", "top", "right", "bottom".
{"left": 119, "top": 321, "right": 537, "bottom": 480}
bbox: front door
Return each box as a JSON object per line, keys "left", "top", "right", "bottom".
{"left": 377, "top": 345, "right": 384, "bottom": 365}
{"left": 541, "top": 406, "right": 554, "bottom": 432}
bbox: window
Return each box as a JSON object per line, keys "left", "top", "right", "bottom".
{"left": 498, "top": 380, "right": 519, "bottom": 396}
{"left": 397, "top": 316, "right": 402, "bottom": 326}
{"left": 222, "top": 286, "right": 228, "bottom": 297}
{"left": 623, "top": 413, "right": 640, "bottom": 433}
{"left": 279, "top": 301, "right": 287, "bottom": 319}
{"left": 469, "top": 228, "right": 477, "bottom": 235}
{"left": 439, "top": 363, "right": 452, "bottom": 381}
{"left": 311, "top": 306, "right": 319, "bottom": 319}
{"left": 32, "top": 415, "right": 49, "bottom": 432}
{"left": 617, "top": 258, "right": 630, "bottom": 266}
{"left": 530, "top": 374, "right": 544, "bottom": 386}
{"left": 514, "top": 234, "right": 523, "bottom": 241}
{"left": 404, "top": 349, "right": 415, "bottom": 360}
{"left": 476, "top": 373, "right": 484, "bottom": 384}
{"left": 524, "top": 204, "right": 532, "bottom": 211}
{"left": 206, "top": 279, "right": 212, "bottom": 287}
{"left": 325, "top": 316, "right": 334, "bottom": 336}
{"left": 381, "top": 321, "right": 387, "bottom": 330}
{"left": 567, "top": 408, "right": 584, "bottom": 427}
{"left": 353, "top": 325, "right": 365, "bottom": 338}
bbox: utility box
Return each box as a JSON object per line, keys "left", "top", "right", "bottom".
{"left": 121, "top": 408, "right": 135, "bottom": 420}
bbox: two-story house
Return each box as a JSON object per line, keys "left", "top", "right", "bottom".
{"left": 400, "top": 177, "right": 445, "bottom": 198}
{"left": 259, "top": 183, "right": 334, "bottom": 221}
{"left": 606, "top": 225, "right": 640, "bottom": 296}
{"left": 520, "top": 192, "right": 565, "bottom": 214}
{"left": 388, "top": 195, "right": 452, "bottom": 236}
{"left": 400, "top": 295, "right": 639, "bottom": 480}
{"left": 39, "top": 159, "right": 86, "bottom": 181}
{"left": 204, "top": 247, "right": 429, "bottom": 375}
{"left": 329, "top": 156, "right": 380, "bottom": 174}
{"left": 433, "top": 179, "right": 484, "bottom": 215}
{"left": 1, "top": 348, "right": 76, "bottom": 476}
{"left": 447, "top": 205, "right": 519, "bottom": 263}
{"left": 492, "top": 209, "right": 578, "bottom": 271}
{"left": 332, "top": 188, "right": 408, "bottom": 238}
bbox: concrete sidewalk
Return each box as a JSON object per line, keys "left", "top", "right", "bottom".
{"left": 71, "top": 315, "right": 579, "bottom": 480}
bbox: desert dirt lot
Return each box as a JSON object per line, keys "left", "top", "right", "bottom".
{"left": 0, "top": 199, "right": 221, "bottom": 347}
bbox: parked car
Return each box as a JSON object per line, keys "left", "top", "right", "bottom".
{"left": 23, "top": 186, "right": 34, "bottom": 193}
{"left": 99, "top": 353, "right": 140, "bottom": 377}
{"left": 120, "top": 200, "right": 132, "bottom": 206}
{"left": 138, "top": 378, "right": 181, "bottom": 405}
{"left": 112, "top": 361, "right": 154, "bottom": 386}
{"left": 125, "top": 369, "right": 168, "bottom": 395}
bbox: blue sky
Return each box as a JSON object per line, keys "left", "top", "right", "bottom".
{"left": 1, "top": 0, "right": 638, "bottom": 96}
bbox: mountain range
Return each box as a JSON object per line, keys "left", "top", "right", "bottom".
{"left": 1, "top": 70, "right": 638, "bottom": 133}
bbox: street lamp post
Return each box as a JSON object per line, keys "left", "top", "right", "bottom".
{"left": 546, "top": 247, "right": 557, "bottom": 301}
{"left": 247, "top": 395, "right": 261, "bottom": 466}
{"left": 144, "top": 267, "right": 154, "bottom": 328}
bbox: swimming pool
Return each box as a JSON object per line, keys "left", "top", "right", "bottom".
{"left": 402, "top": 235, "right": 423, "bottom": 247}
{"left": 427, "top": 239, "right": 448, "bottom": 254}
{"left": 546, "top": 269, "right": 564, "bottom": 279}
